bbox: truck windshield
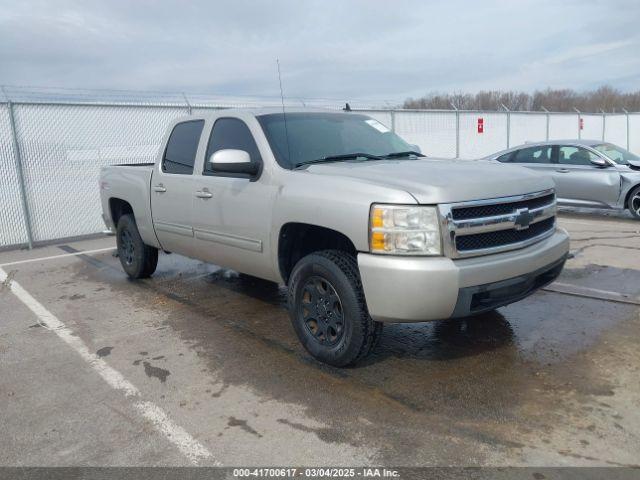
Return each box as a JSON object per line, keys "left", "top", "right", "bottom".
{"left": 592, "top": 143, "right": 640, "bottom": 165}
{"left": 257, "top": 112, "right": 415, "bottom": 169}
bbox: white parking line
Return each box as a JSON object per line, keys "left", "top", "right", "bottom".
{"left": 0, "top": 247, "right": 115, "bottom": 268}
{"left": 558, "top": 217, "right": 636, "bottom": 228}
{"left": 545, "top": 281, "right": 640, "bottom": 305}
{"left": 0, "top": 266, "right": 216, "bottom": 466}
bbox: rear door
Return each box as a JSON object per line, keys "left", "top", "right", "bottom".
{"left": 150, "top": 119, "right": 205, "bottom": 256}
{"left": 504, "top": 145, "right": 555, "bottom": 178}
{"left": 552, "top": 145, "right": 620, "bottom": 207}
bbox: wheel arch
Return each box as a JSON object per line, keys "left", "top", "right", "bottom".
{"left": 624, "top": 183, "right": 640, "bottom": 204}
{"left": 278, "top": 222, "right": 358, "bottom": 285}
{"left": 624, "top": 183, "right": 640, "bottom": 216}
{"left": 109, "top": 197, "right": 134, "bottom": 227}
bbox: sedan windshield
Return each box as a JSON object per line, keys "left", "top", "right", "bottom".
{"left": 593, "top": 143, "right": 640, "bottom": 165}
{"left": 257, "top": 112, "right": 415, "bottom": 169}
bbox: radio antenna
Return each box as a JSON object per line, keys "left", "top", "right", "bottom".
{"left": 276, "top": 59, "right": 292, "bottom": 165}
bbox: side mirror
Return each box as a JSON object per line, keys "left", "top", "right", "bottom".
{"left": 209, "top": 149, "right": 259, "bottom": 177}
{"left": 589, "top": 156, "right": 609, "bottom": 168}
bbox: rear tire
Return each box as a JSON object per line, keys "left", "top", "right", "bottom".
{"left": 628, "top": 185, "right": 640, "bottom": 220}
{"left": 288, "top": 250, "right": 382, "bottom": 367}
{"left": 116, "top": 214, "right": 158, "bottom": 279}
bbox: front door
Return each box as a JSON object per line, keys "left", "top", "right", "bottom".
{"left": 552, "top": 145, "right": 620, "bottom": 207}
{"left": 191, "top": 117, "right": 275, "bottom": 280}
{"left": 150, "top": 119, "right": 205, "bottom": 257}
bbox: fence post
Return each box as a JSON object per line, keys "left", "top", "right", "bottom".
{"left": 574, "top": 108, "right": 581, "bottom": 140}
{"left": 623, "top": 109, "right": 630, "bottom": 150}
{"left": 6, "top": 101, "right": 34, "bottom": 249}
{"left": 450, "top": 102, "right": 459, "bottom": 158}
{"left": 390, "top": 110, "right": 396, "bottom": 133}
{"left": 501, "top": 104, "right": 510, "bottom": 149}
{"left": 182, "top": 92, "right": 192, "bottom": 115}
{"left": 601, "top": 109, "right": 606, "bottom": 141}
{"left": 541, "top": 106, "right": 550, "bottom": 141}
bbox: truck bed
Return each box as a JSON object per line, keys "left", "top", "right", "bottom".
{"left": 99, "top": 163, "right": 157, "bottom": 247}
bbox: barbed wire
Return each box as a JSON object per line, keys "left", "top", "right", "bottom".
{"left": 0, "top": 84, "right": 639, "bottom": 114}
{"left": 0, "top": 84, "right": 393, "bottom": 110}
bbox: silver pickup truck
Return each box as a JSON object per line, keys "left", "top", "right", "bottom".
{"left": 100, "top": 108, "right": 569, "bottom": 366}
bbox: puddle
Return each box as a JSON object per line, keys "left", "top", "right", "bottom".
{"left": 559, "top": 265, "right": 640, "bottom": 297}
{"left": 142, "top": 361, "right": 171, "bottom": 383}
{"left": 96, "top": 346, "right": 113, "bottom": 357}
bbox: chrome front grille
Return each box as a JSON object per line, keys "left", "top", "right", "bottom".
{"left": 439, "top": 189, "right": 557, "bottom": 258}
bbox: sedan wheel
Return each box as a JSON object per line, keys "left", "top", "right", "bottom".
{"left": 629, "top": 186, "right": 640, "bottom": 220}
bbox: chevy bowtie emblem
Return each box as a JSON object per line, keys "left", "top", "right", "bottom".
{"left": 514, "top": 208, "right": 535, "bottom": 230}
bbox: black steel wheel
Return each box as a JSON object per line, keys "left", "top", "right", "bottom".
{"left": 288, "top": 250, "right": 382, "bottom": 367}
{"left": 120, "top": 228, "right": 136, "bottom": 266}
{"left": 116, "top": 214, "right": 158, "bottom": 279}
{"left": 299, "top": 276, "right": 345, "bottom": 346}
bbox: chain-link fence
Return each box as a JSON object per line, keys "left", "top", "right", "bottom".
{"left": 1, "top": 92, "right": 639, "bottom": 249}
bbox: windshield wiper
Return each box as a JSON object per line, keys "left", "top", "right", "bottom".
{"left": 384, "top": 150, "right": 425, "bottom": 158}
{"left": 294, "top": 152, "right": 382, "bottom": 169}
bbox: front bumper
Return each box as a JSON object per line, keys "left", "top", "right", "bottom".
{"left": 357, "top": 228, "right": 570, "bottom": 323}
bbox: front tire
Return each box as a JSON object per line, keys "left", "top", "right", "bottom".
{"left": 628, "top": 185, "right": 640, "bottom": 220}
{"left": 288, "top": 250, "right": 382, "bottom": 367}
{"left": 116, "top": 214, "right": 158, "bottom": 279}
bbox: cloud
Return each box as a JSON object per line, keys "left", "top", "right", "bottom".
{"left": 0, "top": 0, "right": 638, "bottom": 103}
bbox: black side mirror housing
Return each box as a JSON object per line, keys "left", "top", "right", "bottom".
{"left": 214, "top": 161, "right": 259, "bottom": 176}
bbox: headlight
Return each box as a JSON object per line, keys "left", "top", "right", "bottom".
{"left": 369, "top": 204, "right": 442, "bottom": 255}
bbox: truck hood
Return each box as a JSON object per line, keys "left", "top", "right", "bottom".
{"left": 305, "top": 158, "right": 554, "bottom": 204}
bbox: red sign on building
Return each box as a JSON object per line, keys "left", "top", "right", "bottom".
{"left": 477, "top": 117, "right": 484, "bottom": 134}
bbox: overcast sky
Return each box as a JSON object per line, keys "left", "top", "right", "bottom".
{"left": 0, "top": 0, "right": 638, "bottom": 103}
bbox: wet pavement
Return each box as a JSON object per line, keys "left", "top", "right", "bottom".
{"left": 0, "top": 211, "right": 639, "bottom": 467}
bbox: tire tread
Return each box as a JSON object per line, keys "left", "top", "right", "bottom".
{"left": 117, "top": 214, "right": 158, "bottom": 279}
{"left": 314, "top": 250, "right": 382, "bottom": 364}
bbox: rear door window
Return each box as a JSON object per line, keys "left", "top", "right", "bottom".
{"left": 162, "top": 120, "right": 204, "bottom": 174}
{"left": 512, "top": 146, "right": 552, "bottom": 164}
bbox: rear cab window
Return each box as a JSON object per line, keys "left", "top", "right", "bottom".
{"left": 162, "top": 120, "right": 205, "bottom": 174}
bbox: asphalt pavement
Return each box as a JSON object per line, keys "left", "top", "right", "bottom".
{"left": 0, "top": 211, "right": 638, "bottom": 467}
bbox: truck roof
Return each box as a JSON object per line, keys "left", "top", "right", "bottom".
{"left": 177, "top": 107, "right": 360, "bottom": 121}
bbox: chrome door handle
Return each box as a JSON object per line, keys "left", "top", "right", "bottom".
{"left": 555, "top": 168, "right": 570, "bottom": 173}
{"left": 195, "top": 189, "right": 213, "bottom": 199}
{"left": 152, "top": 184, "right": 167, "bottom": 193}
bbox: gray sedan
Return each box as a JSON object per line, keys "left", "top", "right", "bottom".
{"left": 485, "top": 140, "right": 640, "bottom": 219}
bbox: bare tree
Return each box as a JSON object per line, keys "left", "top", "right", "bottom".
{"left": 404, "top": 86, "right": 640, "bottom": 112}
